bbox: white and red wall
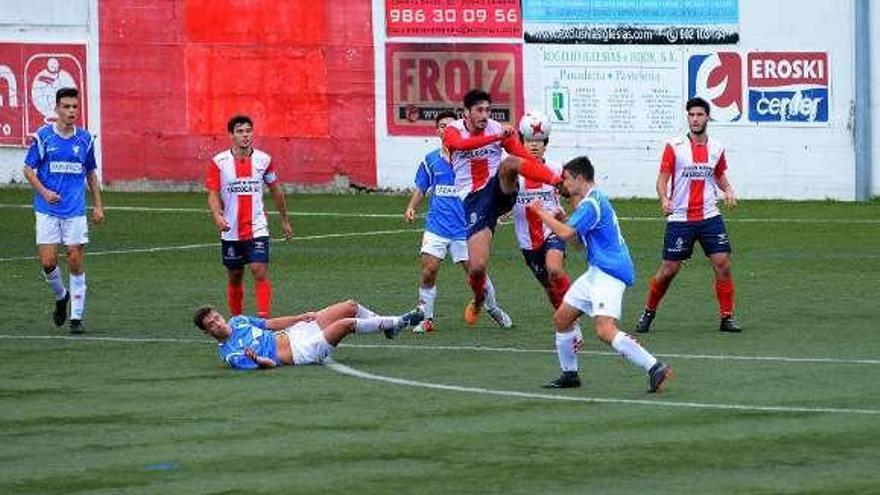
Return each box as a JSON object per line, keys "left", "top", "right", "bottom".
{"left": 0, "top": 0, "right": 878, "bottom": 199}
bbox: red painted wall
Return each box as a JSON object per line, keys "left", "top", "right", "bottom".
{"left": 99, "top": 0, "right": 376, "bottom": 186}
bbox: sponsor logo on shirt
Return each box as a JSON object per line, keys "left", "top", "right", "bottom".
{"left": 680, "top": 165, "right": 714, "bottom": 179}
{"left": 49, "top": 161, "right": 83, "bottom": 174}
{"left": 225, "top": 179, "right": 263, "bottom": 194}
{"left": 459, "top": 147, "right": 494, "bottom": 159}
{"left": 516, "top": 190, "right": 556, "bottom": 205}
{"left": 433, "top": 185, "right": 465, "bottom": 198}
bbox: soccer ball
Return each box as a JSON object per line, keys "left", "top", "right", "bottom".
{"left": 518, "top": 111, "right": 551, "bottom": 141}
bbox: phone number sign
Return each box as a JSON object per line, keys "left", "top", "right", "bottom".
{"left": 386, "top": 0, "right": 522, "bottom": 38}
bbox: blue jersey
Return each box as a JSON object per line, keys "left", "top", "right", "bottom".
{"left": 414, "top": 148, "right": 467, "bottom": 240}
{"left": 567, "top": 188, "right": 636, "bottom": 286}
{"left": 217, "top": 316, "right": 279, "bottom": 370}
{"left": 24, "top": 125, "right": 97, "bottom": 219}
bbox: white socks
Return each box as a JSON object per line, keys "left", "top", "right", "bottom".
{"left": 43, "top": 266, "right": 67, "bottom": 300}
{"left": 418, "top": 285, "right": 436, "bottom": 319}
{"left": 484, "top": 276, "right": 498, "bottom": 309}
{"left": 610, "top": 331, "right": 657, "bottom": 371}
{"left": 555, "top": 329, "right": 580, "bottom": 372}
{"left": 356, "top": 304, "right": 378, "bottom": 319}
{"left": 354, "top": 316, "right": 400, "bottom": 334}
{"left": 70, "top": 273, "right": 86, "bottom": 320}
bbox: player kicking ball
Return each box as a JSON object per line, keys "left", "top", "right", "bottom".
{"left": 193, "top": 301, "right": 423, "bottom": 370}
{"left": 527, "top": 156, "right": 671, "bottom": 392}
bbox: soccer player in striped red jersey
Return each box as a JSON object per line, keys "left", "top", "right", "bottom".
{"left": 442, "top": 89, "right": 561, "bottom": 326}
{"left": 636, "top": 97, "right": 742, "bottom": 334}
{"left": 205, "top": 115, "right": 293, "bottom": 319}
{"left": 510, "top": 111, "right": 575, "bottom": 312}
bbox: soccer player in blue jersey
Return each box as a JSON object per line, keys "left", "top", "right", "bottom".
{"left": 193, "top": 300, "right": 423, "bottom": 369}
{"left": 22, "top": 87, "right": 104, "bottom": 334}
{"left": 404, "top": 111, "right": 511, "bottom": 333}
{"left": 526, "top": 156, "right": 671, "bottom": 392}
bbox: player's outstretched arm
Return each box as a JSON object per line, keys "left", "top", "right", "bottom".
{"left": 442, "top": 126, "right": 501, "bottom": 151}
{"left": 527, "top": 200, "right": 577, "bottom": 241}
{"left": 268, "top": 182, "right": 293, "bottom": 239}
{"left": 265, "top": 312, "right": 317, "bottom": 331}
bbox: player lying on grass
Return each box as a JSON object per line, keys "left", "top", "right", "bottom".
{"left": 193, "top": 300, "right": 423, "bottom": 369}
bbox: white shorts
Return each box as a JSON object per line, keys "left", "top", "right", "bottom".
{"left": 420, "top": 231, "right": 468, "bottom": 263}
{"left": 35, "top": 212, "right": 89, "bottom": 245}
{"left": 285, "top": 321, "right": 333, "bottom": 365}
{"left": 563, "top": 266, "right": 626, "bottom": 320}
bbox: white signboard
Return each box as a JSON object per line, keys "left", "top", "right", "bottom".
{"left": 527, "top": 45, "right": 684, "bottom": 134}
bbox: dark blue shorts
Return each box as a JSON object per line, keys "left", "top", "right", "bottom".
{"left": 222, "top": 236, "right": 270, "bottom": 269}
{"left": 464, "top": 174, "right": 517, "bottom": 238}
{"left": 663, "top": 216, "right": 732, "bottom": 261}
{"left": 521, "top": 234, "right": 567, "bottom": 288}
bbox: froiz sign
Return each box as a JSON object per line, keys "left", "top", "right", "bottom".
{"left": 386, "top": 43, "right": 523, "bottom": 136}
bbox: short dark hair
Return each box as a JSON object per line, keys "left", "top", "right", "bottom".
{"left": 563, "top": 156, "right": 595, "bottom": 182}
{"left": 435, "top": 110, "right": 457, "bottom": 126}
{"left": 463, "top": 89, "right": 491, "bottom": 109}
{"left": 55, "top": 87, "right": 78, "bottom": 105}
{"left": 686, "top": 97, "right": 711, "bottom": 115}
{"left": 227, "top": 115, "right": 254, "bottom": 133}
{"left": 193, "top": 305, "right": 216, "bottom": 331}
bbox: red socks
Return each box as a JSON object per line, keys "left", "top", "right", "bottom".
{"left": 255, "top": 279, "right": 272, "bottom": 318}
{"left": 715, "top": 279, "right": 735, "bottom": 317}
{"left": 519, "top": 158, "right": 560, "bottom": 185}
{"left": 646, "top": 276, "right": 670, "bottom": 311}
{"left": 227, "top": 282, "right": 244, "bottom": 316}
{"left": 546, "top": 274, "right": 571, "bottom": 309}
{"left": 468, "top": 272, "right": 486, "bottom": 306}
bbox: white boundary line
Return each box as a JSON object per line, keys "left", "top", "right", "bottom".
{"left": 2, "top": 335, "right": 878, "bottom": 366}
{"left": 342, "top": 343, "right": 880, "bottom": 366}
{"left": 2, "top": 333, "right": 877, "bottom": 415}
{"left": 325, "top": 360, "right": 880, "bottom": 416}
{"left": 2, "top": 203, "right": 878, "bottom": 224}
{"left": 0, "top": 203, "right": 406, "bottom": 219}
{"left": 0, "top": 228, "right": 419, "bottom": 262}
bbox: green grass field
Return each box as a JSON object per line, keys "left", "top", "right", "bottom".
{"left": 1, "top": 188, "right": 879, "bottom": 494}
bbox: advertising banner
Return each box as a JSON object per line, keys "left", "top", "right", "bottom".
{"left": 533, "top": 45, "right": 683, "bottom": 134}
{"left": 386, "top": 0, "right": 521, "bottom": 38}
{"left": 386, "top": 43, "right": 523, "bottom": 136}
{"left": 523, "top": 0, "right": 739, "bottom": 45}
{"left": 0, "top": 43, "right": 87, "bottom": 146}
{"left": 687, "top": 51, "right": 830, "bottom": 125}
{"left": 746, "top": 52, "right": 829, "bottom": 124}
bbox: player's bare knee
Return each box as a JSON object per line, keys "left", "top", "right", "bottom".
{"left": 468, "top": 264, "right": 487, "bottom": 279}
{"left": 547, "top": 266, "right": 566, "bottom": 282}
{"left": 552, "top": 310, "right": 575, "bottom": 330}
{"left": 593, "top": 318, "right": 617, "bottom": 343}
{"left": 344, "top": 299, "right": 358, "bottom": 314}
{"left": 659, "top": 262, "right": 681, "bottom": 280}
